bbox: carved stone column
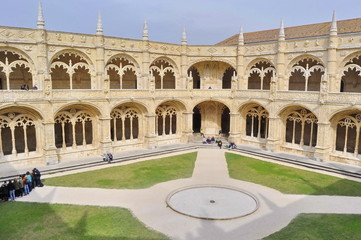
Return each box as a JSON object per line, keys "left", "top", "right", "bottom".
{"left": 144, "top": 113, "right": 157, "bottom": 148}
{"left": 266, "top": 116, "right": 282, "bottom": 152}
{"left": 182, "top": 111, "right": 193, "bottom": 142}
{"left": 42, "top": 121, "right": 58, "bottom": 165}
{"left": 228, "top": 111, "right": 241, "bottom": 143}
{"left": 99, "top": 116, "right": 112, "bottom": 153}
{"left": 314, "top": 121, "right": 331, "bottom": 161}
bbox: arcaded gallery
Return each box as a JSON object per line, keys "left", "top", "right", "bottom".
{"left": 0, "top": 6, "right": 361, "bottom": 168}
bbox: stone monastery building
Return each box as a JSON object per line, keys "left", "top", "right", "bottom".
{"left": 1, "top": 4, "right": 361, "bottom": 167}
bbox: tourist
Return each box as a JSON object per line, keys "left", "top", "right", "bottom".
{"left": 217, "top": 140, "right": 223, "bottom": 149}
{"left": 206, "top": 137, "right": 211, "bottom": 144}
{"left": 211, "top": 136, "right": 215, "bottom": 144}
{"left": 33, "top": 168, "right": 42, "bottom": 187}
{"left": 200, "top": 129, "right": 205, "bottom": 137}
{"left": 7, "top": 180, "right": 16, "bottom": 201}
{"left": 22, "top": 174, "right": 29, "bottom": 195}
{"left": 20, "top": 83, "right": 29, "bottom": 90}
{"left": 25, "top": 171, "right": 33, "bottom": 192}
{"left": 32, "top": 85, "right": 38, "bottom": 90}
{"left": 0, "top": 181, "right": 9, "bottom": 201}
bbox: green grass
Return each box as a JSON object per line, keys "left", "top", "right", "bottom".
{"left": 264, "top": 213, "right": 361, "bottom": 240}
{"left": 0, "top": 202, "right": 169, "bottom": 240}
{"left": 226, "top": 152, "right": 361, "bottom": 196}
{"left": 44, "top": 152, "right": 197, "bottom": 189}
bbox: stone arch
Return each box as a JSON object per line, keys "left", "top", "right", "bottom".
{"left": 188, "top": 58, "right": 237, "bottom": 70}
{"left": 192, "top": 100, "right": 230, "bottom": 136}
{"left": 53, "top": 102, "right": 102, "bottom": 118}
{"left": 50, "top": 49, "right": 96, "bottom": 90}
{"left": 245, "top": 58, "right": 276, "bottom": 72}
{"left": 280, "top": 105, "right": 318, "bottom": 148}
{"left": 187, "top": 61, "right": 236, "bottom": 90}
{"left": 238, "top": 102, "right": 269, "bottom": 140}
{"left": 150, "top": 57, "right": 178, "bottom": 89}
{"left": 0, "top": 48, "right": 36, "bottom": 90}
{"left": 187, "top": 66, "right": 201, "bottom": 89}
{"left": 105, "top": 54, "right": 140, "bottom": 90}
{"left": 0, "top": 106, "right": 42, "bottom": 156}
{"left": 339, "top": 52, "right": 361, "bottom": 93}
{"left": 54, "top": 104, "right": 100, "bottom": 149}
{"left": 329, "top": 109, "right": 361, "bottom": 157}
{"left": 110, "top": 102, "right": 146, "bottom": 142}
{"left": 247, "top": 59, "right": 276, "bottom": 90}
{"left": 287, "top": 56, "right": 325, "bottom": 91}
{"left": 155, "top": 100, "right": 185, "bottom": 136}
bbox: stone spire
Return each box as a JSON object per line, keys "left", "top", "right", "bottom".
{"left": 279, "top": 19, "right": 285, "bottom": 40}
{"left": 238, "top": 26, "right": 244, "bottom": 45}
{"left": 330, "top": 10, "right": 337, "bottom": 36}
{"left": 143, "top": 20, "right": 149, "bottom": 40}
{"left": 96, "top": 12, "right": 103, "bottom": 35}
{"left": 37, "top": 1, "right": 45, "bottom": 29}
{"left": 181, "top": 26, "right": 187, "bottom": 45}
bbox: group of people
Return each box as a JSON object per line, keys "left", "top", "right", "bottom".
{"left": 0, "top": 168, "right": 42, "bottom": 202}
{"left": 20, "top": 83, "right": 37, "bottom": 90}
{"left": 202, "top": 136, "right": 223, "bottom": 149}
{"left": 102, "top": 152, "right": 113, "bottom": 163}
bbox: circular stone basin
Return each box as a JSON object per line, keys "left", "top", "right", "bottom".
{"left": 166, "top": 185, "right": 259, "bottom": 220}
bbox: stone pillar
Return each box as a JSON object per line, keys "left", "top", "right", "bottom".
{"left": 314, "top": 121, "right": 331, "bottom": 161}
{"left": 327, "top": 34, "right": 338, "bottom": 92}
{"left": 99, "top": 116, "right": 112, "bottom": 153}
{"left": 236, "top": 44, "right": 245, "bottom": 90}
{"left": 228, "top": 111, "right": 241, "bottom": 143}
{"left": 180, "top": 43, "right": 188, "bottom": 90}
{"left": 95, "top": 35, "right": 105, "bottom": 91}
{"left": 142, "top": 40, "right": 150, "bottom": 90}
{"left": 182, "top": 111, "right": 193, "bottom": 142}
{"left": 266, "top": 116, "right": 282, "bottom": 151}
{"left": 276, "top": 39, "right": 287, "bottom": 91}
{"left": 42, "top": 121, "right": 58, "bottom": 165}
{"left": 144, "top": 113, "right": 157, "bottom": 148}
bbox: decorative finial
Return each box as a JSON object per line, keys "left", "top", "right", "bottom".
{"left": 181, "top": 26, "right": 187, "bottom": 45}
{"left": 143, "top": 20, "right": 149, "bottom": 40}
{"left": 96, "top": 12, "right": 103, "bottom": 35}
{"left": 37, "top": 2, "right": 45, "bottom": 29}
{"left": 279, "top": 19, "right": 285, "bottom": 40}
{"left": 238, "top": 26, "right": 244, "bottom": 45}
{"left": 330, "top": 10, "right": 337, "bottom": 36}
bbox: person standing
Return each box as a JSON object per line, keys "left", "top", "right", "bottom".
{"left": 7, "top": 180, "right": 16, "bottom": 201}
{"left": 217, "top": 140, "right": 223, "bottom": 149}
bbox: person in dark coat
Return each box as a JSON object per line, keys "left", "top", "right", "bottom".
{"left": 33, "top": 168, "right": 42, "bottom": 187}
{"left": 217, "top": 140, "right": 223, "bottom": 149}
{"left": 0, "top": 181, "right": 9, "bottom": 201}
{"left": 7, "top": 180, "right": 16, "bottom": 201}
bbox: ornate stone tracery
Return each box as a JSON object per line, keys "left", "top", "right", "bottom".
{"left": 336, "top": 113, "right": 361, "bottom": 156}
{"left": 246, "top": 106, "right": 269, "bottom": 139}
{"left": 341, "top": 55, "right": 361, "bottom": 92}
{"left": 156, "top": 105, "right": 177, "bottom": 136}
{"left": 289, "top": 58, "right": 325, "bottom": 91}
{"left": 150, "top": 60, "right": 176, "bottom": 89}
{"left": 248, "top": 61, "right": 275, "bottom": 90}
{"left": 110, "top": 107, "right": 139, "bottom": 142}
{"left": 106, "top": 56, "right": 138, "bottom": 89}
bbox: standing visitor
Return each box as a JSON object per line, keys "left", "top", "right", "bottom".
{"left": 217, "top": 140, "right": 223, "bottom": 149}
{"left": 7, "top": 180, "right": 15, "bottom": 201}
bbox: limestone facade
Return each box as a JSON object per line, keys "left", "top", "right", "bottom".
{"left": 1, "top": 8, "right": 361, "bottom": 167}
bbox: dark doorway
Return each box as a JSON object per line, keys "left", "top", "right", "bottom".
{"left": 193, "top": 106, "right": 201, "bottom": 133}
{"left": 221, "top": 107, "right": 230, "bottom": 135}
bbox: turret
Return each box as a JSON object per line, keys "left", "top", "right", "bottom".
{"left": 96, "top": 12, "right": 103, "bottom": 36}
{"left": 37, "top": 2, "right": 45, "bottom": 29}
{"left": 143, "top": 20, "right": 149, "bottom": 41}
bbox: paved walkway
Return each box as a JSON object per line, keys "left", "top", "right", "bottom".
{"left": 16, "top": 149, "right": 361, "bottom": 240}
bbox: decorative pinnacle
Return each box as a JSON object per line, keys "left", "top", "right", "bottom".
{"left": 181, "top": 26, "right": 187, "bottom": 45}
{"left": 37, "top": 2, "right": 45, "bottom": 29}
{"left": 238, "top": 26, "right": 244, "bottom": 45}
{"left": 330, "top": 10, "right": 337, "bottom": 36}
{"left": 143, "top": 20, "right": 149, "bottom": 40}
{"left": 96, "top": 12, "right": 103, "bottom": 35}
{"left": 279, "top": 19, "right": 285, "bottom": 40}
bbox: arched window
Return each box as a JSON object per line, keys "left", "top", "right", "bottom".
{"left": 336, "top": 113, "right": 361, "bottom": 156}
{"left": 50, "top": 53, "right": 92, "bottom": 89}
{"left": 187, "top": 67, "right": 200, "bottom": 89}
{"left": 156, "top": 105, "right": 177, "bottom": 136}
{"left": 0, "top": 112, "right": 37, "bottom": 155}
{"left": 285, "top": 108, "right": 318, "bottom": 147}
{"left": 106, "top": 56, "right": 137, "bottom": 89}
{"left": 341, "top": 55, "right": 361, "bottom": 93}
{"left": 110, "top": 107, "right": 139, "bottom": 142}
{"left": 248, "top": 61, "right": 275, "bottom": 90}
{"left": 289, "top": 58, "right": 324, "bottom": 91}
{"left": 54, "top": 109, "right": 93, "bottom": 149}
{"left": 222, "top": 67, "right": 235, "bottom": 89}
{"left": 0, "top": 51, "right": 33, "bottom": 90}
{"left": 150, "top": 60, "right": 175, "bottom": 89}
{"left": 246, "top": 106, "right": 269, "bottom": 139}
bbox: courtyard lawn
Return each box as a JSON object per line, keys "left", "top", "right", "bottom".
{"left": 263, "top": 213, "right": 361, "bottom": 240}
{"left": 226, "top": 152, "right": 361, "bottom": 196}
{"left": 44, "top": 152, "right": 197, "bottom": 189}
{"left": 0, "top": 202, "right": 169, "bottom": 240}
